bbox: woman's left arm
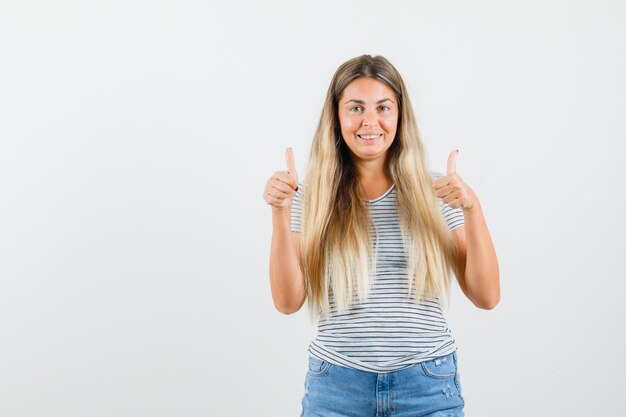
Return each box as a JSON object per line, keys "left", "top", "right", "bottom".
{"left": 432, "top": 150, "right": 500, "bottom": 310}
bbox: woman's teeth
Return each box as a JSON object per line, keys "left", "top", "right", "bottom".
{"left": 358, "top": 134, "right": 382, "bottom": 139}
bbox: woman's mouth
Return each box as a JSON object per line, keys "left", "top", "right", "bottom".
{"left": 357, "top": 134, "right": 383, "bottom": 141}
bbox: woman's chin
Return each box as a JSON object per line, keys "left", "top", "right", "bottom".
{"left": 351, "top": 149, "right": 388, "bottom": 161}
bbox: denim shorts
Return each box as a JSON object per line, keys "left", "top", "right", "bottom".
{"left": 300, "top": 351, "right": 464, "bottom": 417}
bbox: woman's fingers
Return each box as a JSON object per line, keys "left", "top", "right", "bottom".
{"left": 264, "top": 186, "right": 291, "bottom": 203}
{"left": 446, "top": 149, "right": 458, "bottom": 175}
{"left": 285, "top": 147, "right": 298, "bottom": 188}
{"left": 432, "top": 149, "right": 476, "bottom": 210}
{"left": 273, "top": 171, "right": 298, "bottom": 191}
{"left": 434, "top": 183, "right": 458, "bottom": 199}
{"left": 263, "top": 177, "right": 296, "bottom": 207}
{"left": 270, "top": 174, "right": 295, "bottom": 194}
{"left": 263, "top": 148, "right": 300, "bottom": 209}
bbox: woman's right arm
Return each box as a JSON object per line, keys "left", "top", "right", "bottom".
{"left": 263, "top": 148, "right": 306, "bottom": 315}
{"left": 269, "top": 209, "right": 306, "bottom": 314}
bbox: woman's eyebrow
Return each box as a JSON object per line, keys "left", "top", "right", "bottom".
{"left": 344, "top": 98, "right": 393, "bottom": 104}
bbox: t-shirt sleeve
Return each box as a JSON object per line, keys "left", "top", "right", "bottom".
{"left": 290, "top": 182, "right": 304, "bottom": 233}
{"left": 430, "top": 171, "right": 465, "bottom": 231}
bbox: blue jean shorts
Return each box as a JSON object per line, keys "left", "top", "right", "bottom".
{"left": 300, "top": 351, "right": 465, "bottom": 417}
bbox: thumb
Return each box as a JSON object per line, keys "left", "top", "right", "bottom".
{"left": 446, "top": 149, "right": 458, "bottom": 175}
{"left": 285, "top": 147, "right": 299, "bottom": 187}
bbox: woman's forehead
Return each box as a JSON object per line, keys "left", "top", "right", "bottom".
{"left": 340, "top": 77, "right": 396, "bottom": 102}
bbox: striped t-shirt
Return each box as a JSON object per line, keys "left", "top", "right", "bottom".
{"left": 290, "top": 172, "right": 465, "bottom": 373}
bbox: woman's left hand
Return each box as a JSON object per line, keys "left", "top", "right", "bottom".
{"left": 431, "top": 150, "right": 478, "bottom": 211}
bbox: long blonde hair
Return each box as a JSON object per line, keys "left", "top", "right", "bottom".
{"left": 301, "top": 54, "right": 459, "bottom": 322}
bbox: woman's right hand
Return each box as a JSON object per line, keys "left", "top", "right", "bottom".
{"left": 263, "top": 147, "right": 299, "bottom": 212}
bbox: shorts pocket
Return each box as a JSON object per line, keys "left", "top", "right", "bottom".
{"left": 420, "top": 353, "right": 456, "bottom": 380}
{"left": 306, "top": 356, "right": 331, "bottom": 378}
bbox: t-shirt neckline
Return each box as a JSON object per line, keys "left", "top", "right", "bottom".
{"left": 366, "top": 183, "right": 396, "bottom": 204}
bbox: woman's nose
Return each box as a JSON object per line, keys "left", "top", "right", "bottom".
{"left": 362, "top": 110, "right": 378, "bottom": 127}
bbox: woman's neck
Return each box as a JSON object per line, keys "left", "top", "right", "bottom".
{"left": 354, "top": 159, "right": 387, "bottom": 182}
{"left": 354, "top": 161, "right": 392, "bottom": 200}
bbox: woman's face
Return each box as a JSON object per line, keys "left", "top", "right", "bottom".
{"left": 338, "top": 77, "right": 399, "bottom": 166}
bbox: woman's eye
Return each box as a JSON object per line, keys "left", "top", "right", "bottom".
{"left": 380, "top": 106, "right": 390, "bottom": 112}
{"left": 350, "top": 106, "right": 363, "bottom": 112}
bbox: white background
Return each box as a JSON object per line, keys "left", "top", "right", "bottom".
{"left": 1, "top": 1, "right": 625, "bottom": 416}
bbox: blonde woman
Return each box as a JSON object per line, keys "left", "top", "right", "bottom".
{"left": 263, "top": 55, "right": 499, "bottom": 416}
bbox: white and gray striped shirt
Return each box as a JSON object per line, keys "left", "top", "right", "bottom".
{"left": 290, "top": 172, "right": 465, "bottom": 372}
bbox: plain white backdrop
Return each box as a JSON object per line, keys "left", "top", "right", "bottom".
{"left": 1, "top": 1, "right": 625, "bottom": 416}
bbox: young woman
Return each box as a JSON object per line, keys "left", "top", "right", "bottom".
{"left": 263, "top": 54, "right": 499, "bottom": 416}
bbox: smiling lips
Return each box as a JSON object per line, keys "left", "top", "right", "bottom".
{"left": 357, "top": 134, "right": 383, "bottom": 140}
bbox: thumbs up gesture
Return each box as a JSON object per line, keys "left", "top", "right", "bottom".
{"left": 263, "top": 147, "right": 300, "bottom": 212}
{"left": 431, "top": 150, "right": 477, "bottom": 211}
